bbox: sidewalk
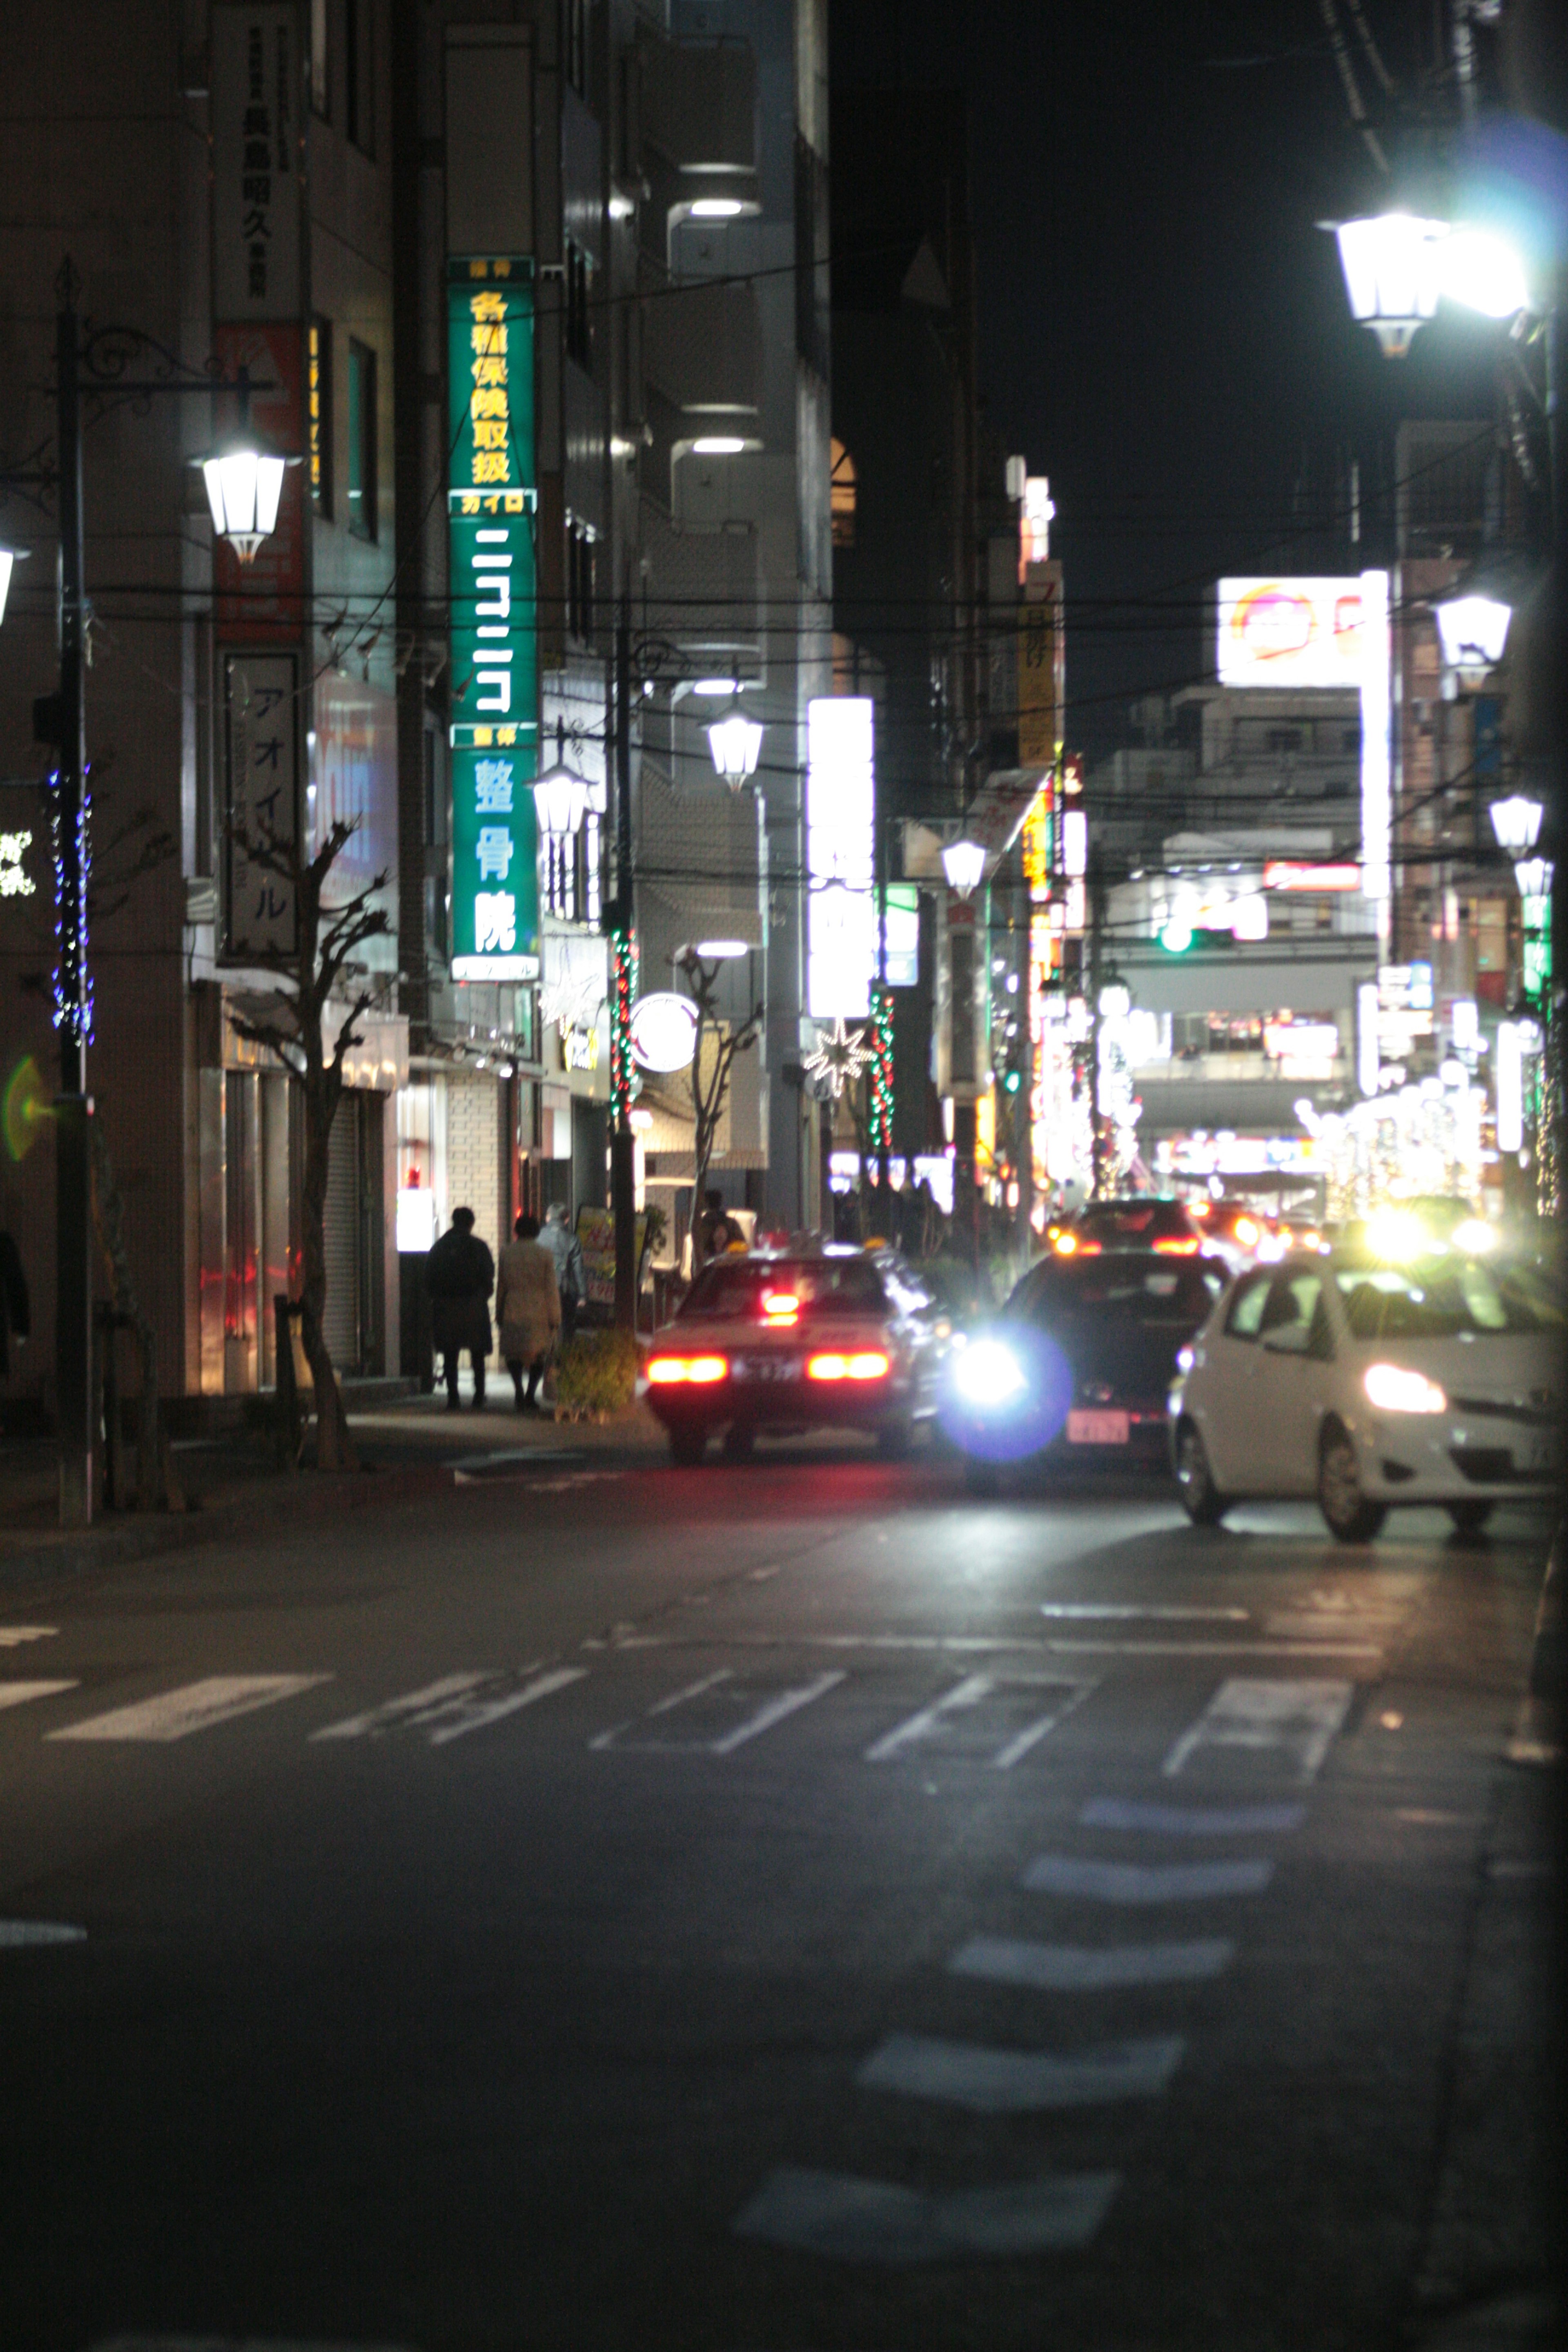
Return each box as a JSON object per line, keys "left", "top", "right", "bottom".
{"left": 0, "top": 1383, "right": 666, "bottom": 1590}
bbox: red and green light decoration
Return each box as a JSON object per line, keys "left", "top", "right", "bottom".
{"left": 610, "top": 924, "right": 637, "bottom": 1123}
{"left": 867, "top": 984, "right": 895, "bottom": 1153}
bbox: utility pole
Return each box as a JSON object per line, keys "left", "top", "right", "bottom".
{"left": 1087, "top": 847, "right": 1105, "bottom": 1203}
{"left": 874, "top": 813, "right": 891, "bottom": 1211}
{"left": 609, "top": 593, "right": 637, "bottom": 1330}
{"left": 53, "top": 275, "right": 93, "bottom": 1527}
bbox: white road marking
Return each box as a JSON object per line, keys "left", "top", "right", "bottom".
{"left": 311, "top": 1673, "right": 497, "bottom": 1741}
{"left": 733, "top": 2163, "right": 1119, "bottom": 2263}
{"left": 590, "top": 1668, "right": 844, "bottom": 1754}
{"left": 0, "top": 1680, "right": 78, "bottom": 1712}
{"left": 1040, "top": 1603, "right": 1249, "bottom": 1620}
{"left": 951, "top": 1935, "right": 1234, "bottom": 1991}
{"left": 0, "top": 1627, "right": 57, "bottom": 1647}
{"left": 857, "top": 2031, "right": 1185, "bottom": 2112}
{"left": 1080, "top": 1797, "right": 1306, "bottom": 1836}
{"left": 1023, "top": 1854, "right": 1273, "bottom": 1902}
{"left": 864, "top": 1673, "right": 1090, "bottom": 1768}
{"left": 1163, "top": 1677, "right": 1354, "bottom": 1782}
{"left": 1042, "top": 1640, "right": 1381, "bottom": 1659}
{"left": 48, "top": 1675, "right": 330, "bottom": 1743}
{"left": 426, "top": 1666, "right": 589, "bottom": 1745}
{"left": 0, "top": 1920, "right": 87, "bottom": 1947}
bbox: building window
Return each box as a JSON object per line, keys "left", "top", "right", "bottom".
{"left": 308, "top": 319, "right": 332, "bottom": 517}
{"left": 347, "top": 339, "right": 376, "bottom": 541}
{"left": 830, "top": 437, "right": 856, "bottom": 548}
{"left": 1267, "top": 728, "right": 1303, "bottom": 753}
{"left": 310, "top": 0, "right": 329, "bottom": 118}
{"left": 345, "top": 0, "right": 372, "bottom": 154}
{"left": 567, "top": 522, "right": 596, "bottom": 646}
{"left": 565, "top": 240, "right": 592, "bottom": 370}
{"left": 566, "top": 0, "right": 589, "bottom": 97}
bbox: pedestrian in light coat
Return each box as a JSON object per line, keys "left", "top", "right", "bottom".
{"left": 426, "top": 1206, "right": 495, "bottom": 1409}
{"left": 496, "top": 1212, "right": 561, "bottom": 1411}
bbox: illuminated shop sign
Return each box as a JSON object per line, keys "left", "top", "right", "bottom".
{"left": 1216, "top": 578, "right": 1363, "bottom": 689}
{"left": 806, "top": 697, "right": 875, "bottom": 1019}
{"left": 448, "top": 260, "right": 540, "bottom": 979}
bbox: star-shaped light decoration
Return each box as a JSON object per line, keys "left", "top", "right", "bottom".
{"left": 802, "top": 1015, "right": 875, "bottom": 1099}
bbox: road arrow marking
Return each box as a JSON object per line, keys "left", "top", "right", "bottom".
{"left": 0, "top": 1680, "right": 78, "bottom": 1712}
{"left": 0, "top": 1627, "right": 58, "bottom": 1647}
{"left": 1080, "top": 1797, "right": 1306, "bottom": 1835}
{"left": 311, "top": 1673, "right": 494, "bottom": 1741}
{"left": 1163, "top": 1678, "right": 1354, "bottom": 1781}
{"left": 1022, "top": 1854, "right": 1273, "bottom": 1902}
{"left": 857, "top": 2030, "right": 1185, "bottom": 2111}
{"left": 950, "top": 1935, "right": 1234, "bottom": 1990}
{"left": 48, "top": 1675, "right": 330, "bottom": 1743}
{"left": 425, "top": 1665, "right": 588, "bottom": 1744}
{"left": 733, "top": 2163, "right": 1120, "bottom": 2263}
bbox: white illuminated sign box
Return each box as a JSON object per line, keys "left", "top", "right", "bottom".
{"left": 806, "top": 697, "right": 876, "bottom": 1019}
{"left": 1216, "top": 578, "right": 1364, "bottom": 689}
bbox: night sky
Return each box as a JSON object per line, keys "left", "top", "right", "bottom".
{"left": 831, "top": 0, "right": 1504, "bottom": 755}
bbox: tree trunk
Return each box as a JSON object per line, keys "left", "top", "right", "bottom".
{"left": 298, "top": 1067, "right": 356, "bottom": 1471}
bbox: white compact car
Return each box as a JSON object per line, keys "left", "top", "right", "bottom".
{"left": 1170, "top": 1247, "right": 1562, "bottom": 1540}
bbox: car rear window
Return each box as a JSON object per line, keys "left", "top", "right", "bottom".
{"left": 1012, "top": 1258, "right": 1221, "bottom": 1324}
{"left": 1076, "top": 1200, "right": 1193, "bottom": 1243}
{"left": 1334, "top": 1258, "right": 1565, "bottom": 1339}
{"left": 680, "top": 1258, "right": 886, "bottom": 1320}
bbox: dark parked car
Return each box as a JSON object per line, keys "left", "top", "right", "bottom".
{"left": 942, "top": 1249, "right": 1228, "bottom": 1492}
{"left": 1063, "top": 1196, "right": 1206, "bottom": 1256}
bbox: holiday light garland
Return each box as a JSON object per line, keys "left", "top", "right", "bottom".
{"left": 867, "top": 984, "right": 894, "bottom": 1153}
{"left": 609, "top": 923, "right": 636, "bottom": 1123}
{"left": 50, "top": 765, "right": 93, "bottom": 1048}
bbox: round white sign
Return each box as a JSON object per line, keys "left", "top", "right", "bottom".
{"left": 629, "top": 991, "right": 699, "bottom": 1073}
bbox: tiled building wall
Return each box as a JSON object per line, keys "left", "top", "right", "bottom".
{"left": 444, "top": 1075, "right": 503, "bottom": 1356}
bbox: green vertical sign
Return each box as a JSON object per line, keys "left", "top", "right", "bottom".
{"left": 448, "top": 258, "right": 539, "bottom": 978}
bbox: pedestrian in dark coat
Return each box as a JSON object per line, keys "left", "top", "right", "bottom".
{"left": 0, "top": 1229, "right": 29, "bottom": 1381}
{"left": 426, "top": 1207, "right": 494, "bottom": 1409}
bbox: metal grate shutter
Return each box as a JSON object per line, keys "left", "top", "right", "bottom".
{"left": 322, "top": 1101, "right": 361, "bottom": 1371}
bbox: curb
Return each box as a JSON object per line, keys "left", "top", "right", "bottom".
{"left": 0, "top": 1461, "right": 457, "bottom": 1594}
{"left": 1506, "top": 1527, "right": 1563, "bottom": 1769}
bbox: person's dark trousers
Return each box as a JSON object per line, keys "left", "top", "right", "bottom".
{"left": 444, "top": 1350, "right": 462, "bottom": 1410}
{"left": 561, "top": 1296, "right": 579, "bottom": 1346}
{"left": 470, "top": 1351, "right": 486, "bottom": 1408}
{"left": 524, "top": 1352, "right": 546, "bottom": 1406}
{"left": 508, "top": 1356, "right": 528, "bottom": 1410}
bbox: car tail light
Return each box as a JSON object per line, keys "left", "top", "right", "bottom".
{"left": 1234, "top": 1216, "right": 1259, "bottom": 1247}
{"left": 806, "top": 1350, "right": 890, "bottom": 1382}
{"left": 1053, "top": 1233, "right": 1100, "bottom": 1256}
{"left": 1153, "top": 1236, "right": 1200, "bottom": 1255}
{"left": 761, "top": 1290, "right": 800, "bottom": 1324}
{"left": 646, "top": 1354, "right": 729, "bottom": 1385}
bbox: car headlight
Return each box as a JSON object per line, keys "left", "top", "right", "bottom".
{"left": 1452, "top": 1218, "right": 1496, "bottom": 1256}
{"left": 1363, "top": 1361, "right": 1448, "bottom": 1415}
{"left": 1175, "top": 1345, "right": 1194, "bottom": 1374}
{"left": 955, "top": 1339, "right": 1028, "bottom": 1408}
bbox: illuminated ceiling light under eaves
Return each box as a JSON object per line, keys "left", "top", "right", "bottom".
{"left": 690, "top": 676, "right": 739, "bottom": 698}
{"left": 689, "top": 198, "right": 745, "bottom": 219}
{"left": 691, "top": 436, "right": 748, "bottom": 456}
{"left": 693, "top": 938, "right": 749, "bottom": 959}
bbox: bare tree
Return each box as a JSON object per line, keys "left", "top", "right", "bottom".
{"left": 226, "top": 819, "right": 391, "bottom": 1470}
{"left": 677, "top": 948, "right": 762, "bottom": 1272}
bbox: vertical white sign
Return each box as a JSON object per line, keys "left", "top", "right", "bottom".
{"left": 1359, "top": 568, "right": 1391, "bottom": 920}
{"left": 224, "top": 651, "right": 300, "bottom": 958}
{"left": 1496, "top": 1022, "right": 1523, "bottom": 1154}
{"left": 1356, "top": 980, "right": 1380, "bottom": 1099}
{"left": 212, "top": 4, "right": 302, "bottom": 320}
{"left": 807, "top": 697, "right": 875, "bottom": 1019}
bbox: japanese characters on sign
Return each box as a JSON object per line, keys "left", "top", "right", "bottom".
{"left": 1017, "top": 561, "right": 1063, "bottom": 771}
{"left": 211, "top": 4, "right": 301, "bottom": 320}
{"left": 448, "top": 261, "right": 540, "bottom": 980}
{"left": 223, "top": 651, "right": 300, "bottom": 959}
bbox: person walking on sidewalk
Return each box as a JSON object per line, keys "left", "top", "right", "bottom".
{"left": 496, "top": 1212, "right": 561, "bottom": 1412}
{"left": 541, "top": 1202, "right": 586, "bottom": 1345}
{"left": 427, "top": 1206, "right": 494, "bottom": 1410}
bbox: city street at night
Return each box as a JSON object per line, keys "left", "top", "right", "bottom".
{"left": 0, "top": 1438, "right": 1555, "bottom": 2350}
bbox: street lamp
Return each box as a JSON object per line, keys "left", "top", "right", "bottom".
{"left": 706, "top": 710, "right": 763, "bottom": 793}
{"left": 1490, "top": 795, "right": 1544, "bottom": 853}
{"left": 198, "top": 430, "right": 290, "bottom": 564}
{"left": 1326, "top": 214, "right": 1448, "bottom": 356}
{"left": 941, "top": 837, "right": 987, "bottom": 897}
{"left": 1514, "top": 855, "right": 1553, "bottom": 906}
{"left": 1434, "top": 590, "right": 1512, "bottom": 684}
{"left": 0, "top": 543, "right": 25, "bottom": 624}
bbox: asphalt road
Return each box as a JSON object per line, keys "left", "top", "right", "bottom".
{"left": 0, "top": 1437, "right": 1555, "bottom": 2352}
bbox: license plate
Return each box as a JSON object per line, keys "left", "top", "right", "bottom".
{"left": 1067, "top": 1408, "right": 1130, "bottom": 1446}
{"left": 735, "top": 1357, "right": 801, "bottom": 1383}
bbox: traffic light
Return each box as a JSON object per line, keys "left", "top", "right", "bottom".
{"left": 1001, "top": 1065, "right": 1023, "bottom": 1096}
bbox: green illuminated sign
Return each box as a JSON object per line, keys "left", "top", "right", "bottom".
{"left": 448, "top": 259, "right": 539, "bottom": 977}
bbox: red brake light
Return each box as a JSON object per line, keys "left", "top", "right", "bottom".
{"left": 761, "top": 1290, "right": 800, "bottom": 1322}
{"left": 806, "top": 1350, "right": 890, "bottom": 1383}
{"left": 647, "top": 1354, "right": 728, "bottom": 1385}
{"left": 1153, "top": 1237, "right": 1200, "bottom": 1256}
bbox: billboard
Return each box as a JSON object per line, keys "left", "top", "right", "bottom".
{"left": 447, "top": 260, "right": 540, "bottom": 978}
{"left": 806, "top": 697, "right": 875, "bottom": 1020}
{"left": 1216, "top": 578, "right": 1364, "bottom": 689}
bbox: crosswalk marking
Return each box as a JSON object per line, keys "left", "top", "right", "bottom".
{"left": 0, "top": 1920, "right": 87, "bottom": 1947}
{"left": 1163, "top": 1677, "right": 1354, "bottom": 1781}
{"left": 857, "top": 2031, "right": 1185, "bottom": 2111}
{"left": 950, "top": 1935, "right": 1235, "bottom": 1991}
{"left": 1080, "top": 1797, "right": 1306, "bottom": 1836}
{"left": 48, "top": 1675, "right": 330, "bottom": 1744}
{"left": 426, "top": 1666, "right": 588, "bottom": 1745}
{"left": 311, "top": 1673, "right": 497, "bottom": 1741}
{"left": 733, "top": 2163, "right": 1120, "bottom": 2263}
{"left": 590, "top": 1667, "right": 844, "bottom": 1754}
{"left": 0, "top": 1680, "right": 78, "bottom": 1713}
{"left": 1041, "top": 1603, "right": 1249, "bottom": 1620}
{"left": 0, "top": 1627, "right": 57, "bottom": 1648}
{"left": 1023, "top": 1854, "right": 1273, "bottom": 1902}
{"left": 864, "top": 1672, "right": 1089, "bottom": 1768}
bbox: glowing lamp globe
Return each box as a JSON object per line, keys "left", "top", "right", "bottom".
{"left": 200, "top": 434, "right": 289, "bottom": 562}
{"left": 532, "top": 762, "right": 588, "bottom": 838}
{"left": 1514, "top": 858, "right": 1553, "bottom": 906}
{"left": 1489, "top": 796, "right": 1544, "bottom": 853}
{"left": 1434, "top": 592, "right": 1511, "bottom": 681}
{"left": 1329, "top": 215, "right": 1447, "bottom": 357}
{"left": 941, "top": 838, "right": 987, "bottom": 897}
{"left": 707, "top": 713, "right": 763, "bottom": 791}
{"left": 1440, "top": 229, "right": 1531, "bottom": 321}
